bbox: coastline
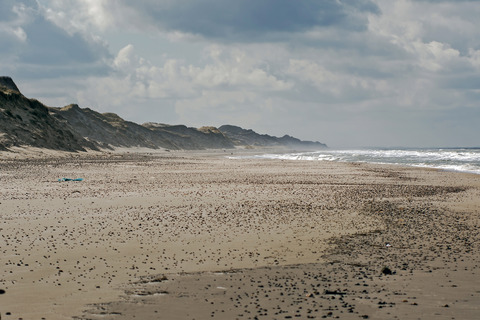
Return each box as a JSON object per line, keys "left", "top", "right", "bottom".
{"left": 1, "top": 151, "right": 479, "bottom": 319}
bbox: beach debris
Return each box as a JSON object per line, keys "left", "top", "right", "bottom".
{"left": 150, "top": 275, "right": 168, "bottom": 283}
{"left": 138, "top": 275, "right": 168, "bottom": 284}
{"left": 127, "top": 288, "right": 168, "bottom": 296}
{"left": 385, "top": 243, "right": 392, "bottom": 247}
{"left": 381, "top": 267, "right": 393, "bottom": 275}
{"left": 58, "top": 178, "right": 84, "bottom": 182}
{"left": 324, "top": 289, "right": 347, "bottom": 296}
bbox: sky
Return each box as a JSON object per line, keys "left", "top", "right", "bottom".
{"left": 1, "top": 0, "right": 479, "bottom": 148}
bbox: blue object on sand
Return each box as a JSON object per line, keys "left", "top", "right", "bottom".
{"left": 58, "top": 178, "right": 84, "bottom": 182}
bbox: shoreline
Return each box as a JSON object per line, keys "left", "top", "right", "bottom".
{"left": 1, "top": 151, "right": 479, "bottom": 319}
{"left": 3, "top": 146, "right": 479, "bottom": 176}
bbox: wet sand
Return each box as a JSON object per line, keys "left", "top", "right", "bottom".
{"left": 0, "top": 150, "right": 479, "bottom": 319}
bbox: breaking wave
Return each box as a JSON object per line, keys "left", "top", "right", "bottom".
{"left": 229, "top": 148, "right": 480, "bottom": 174}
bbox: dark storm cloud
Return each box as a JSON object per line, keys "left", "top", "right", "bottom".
{"left": 19, "top": 15, "right": 105, "bottom": 65}
{"left": 128, "top": 0, "right": 379, "bottom": 41}
{"left": 0, "top": 0, "right": 110, "bottom": 76}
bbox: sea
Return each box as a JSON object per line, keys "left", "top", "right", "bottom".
{"left": 228, "top": 148, "right": 480, "bottom": 175}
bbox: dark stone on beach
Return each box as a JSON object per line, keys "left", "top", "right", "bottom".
{"left": 324, "top": 290, "right": 347, "bottom": 296}
{"left": 0, "top": 289, "right": 5, "bottom": 294}
{"left": 151, "top": 275, "right": 168, "bottom": 282}
{"left": 381, "top": 267, "right": 393, "bottom": 275}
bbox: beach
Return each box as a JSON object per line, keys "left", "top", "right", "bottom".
{"left": 1, "top": 150, "right": 479, "bottom": 319}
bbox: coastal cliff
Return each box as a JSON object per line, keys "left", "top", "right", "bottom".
{"left": 0, "top": 77, "right": 327, "bottom": 152}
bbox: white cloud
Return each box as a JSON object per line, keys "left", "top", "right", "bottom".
{"left": 0, "top": 2, "right": 32, "bottom": 43}
{"left": 76, "top": 44, "right": 294, "bottom": 123}
{"left": 185, "top": 46, "right": 292, "bottom": 91}
{"left": 413, "top": 41, "right": 460, "bottom": 71}
{"left": 113, "top": 44, "right": 140, "bottom": 71}
{"left": 369, "top": 0, "right": 480, "bottom": 72}
{"left": 287, "top": 59, "right": 338, "bottom": 90}
{"left": 41, "top": 0, "right": 113, "bottom": 34}
{"left": 0, "top": 24, "right": 27, "bottom": 42}
{"left": 12, "top": 27, "right": 27, "bottom": 42}
{"left": 468, "top": 49, "right": 480, "bottom": 69}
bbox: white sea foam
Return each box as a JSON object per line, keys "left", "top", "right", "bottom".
{"left": 228, "top": 148, "right": 480, "bottom": 174}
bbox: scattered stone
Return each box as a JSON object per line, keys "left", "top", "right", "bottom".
{"left": 150, "top": 275, "right": 168, "bottom": 283}
{"left": 381, "top": 267, "right": 393, "bottom": 275}
{"left": 324, "top": 290, "right": 347, "bottom": 296}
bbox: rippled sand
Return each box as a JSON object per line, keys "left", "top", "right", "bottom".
{"left": 1, "top": 150, "right": 479, "bottom": 319}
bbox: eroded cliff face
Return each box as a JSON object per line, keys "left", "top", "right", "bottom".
{"left": 143, "top": 123, "right": 235, "bottom": 150}
{"left": 0, "top": 79, "right": 96, "bottom": 152}
{"left": 218, "top": 125, "right": 327, "bottom": 149}
{"left": 1, "top": 77, "right": 326, "bottom": 153}
{"left": 0, "top": 76, "right": 20, "bottom": 93}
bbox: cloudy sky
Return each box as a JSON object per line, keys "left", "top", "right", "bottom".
{"left": 1, "top": 0, "right": 479, "bottom": 147}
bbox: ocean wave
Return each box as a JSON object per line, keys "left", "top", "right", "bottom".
{"left": 227, "top": 148, "right": 480, "bottom": 174}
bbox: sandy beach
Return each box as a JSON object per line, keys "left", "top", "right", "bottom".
{"left": 1, "top": 150, "right": 479, "bottom": 319}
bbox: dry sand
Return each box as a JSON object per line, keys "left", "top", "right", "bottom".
{"left": 0, "top": 150, "right": 479, "bottom": 319}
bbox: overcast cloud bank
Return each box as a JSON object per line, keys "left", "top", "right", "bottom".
{"left": 1, "top": 0, "right": 479, "bottom": 147}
